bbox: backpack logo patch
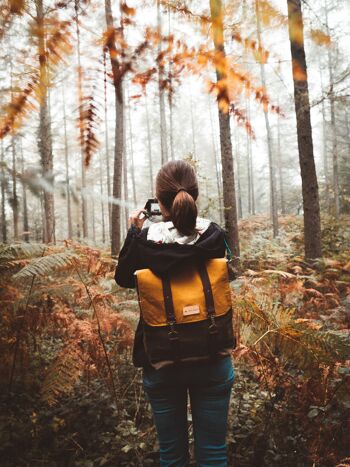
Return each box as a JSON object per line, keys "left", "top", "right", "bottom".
{"left": 183, "top": 304, "right": 200, "bottom": 316}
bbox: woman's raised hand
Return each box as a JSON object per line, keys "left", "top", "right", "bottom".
{"left": 128, "top": 209, "right": 147, "bottom": 229}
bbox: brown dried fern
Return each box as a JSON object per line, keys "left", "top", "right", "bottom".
{"left": 0, "top": 18, "right": 72, "bottom": 138}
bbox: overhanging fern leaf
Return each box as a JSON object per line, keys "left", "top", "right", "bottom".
{"left": 0, "top": 243, "right": 45, "bottom": 263}
{"left": 13, "top": 251, "right": 79, "bottom": 281}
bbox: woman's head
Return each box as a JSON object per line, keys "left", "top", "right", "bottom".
{"left": 156, "top": 160, "right": 198, "bottom": 236}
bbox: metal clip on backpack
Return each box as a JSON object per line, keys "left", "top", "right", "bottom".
{"left": 134, "top": 258, "right": 236, "bottom": 369}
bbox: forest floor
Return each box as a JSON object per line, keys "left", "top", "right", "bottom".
{"left": 1, "top": 214, "right": 350, "bottom": 466}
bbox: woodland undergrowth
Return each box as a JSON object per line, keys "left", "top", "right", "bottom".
{"left": 0, "top": 215, "right": 349, "bottom": 466}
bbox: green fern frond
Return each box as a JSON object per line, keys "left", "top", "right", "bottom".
{"left": 237, "top": 290, "right": 350, "bottom": 370}
{"left": 0, "top": 243, "right": 45, "bottom": 264}
{"left": 296, "top": 328, "right": 350, "bottom": 363}
{"left": 13, "top": 251, "right": 78, "bottom": 281}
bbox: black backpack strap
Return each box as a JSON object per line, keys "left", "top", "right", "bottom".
{"left": 162, "top": 274, "right": 180, "bottom": 363}
{"left": 197, "top": 262, "right": 218, "bottom": 356}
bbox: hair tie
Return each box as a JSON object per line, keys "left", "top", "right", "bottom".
{"left": 176, "top": 188, "right": 187, "bottom": 194}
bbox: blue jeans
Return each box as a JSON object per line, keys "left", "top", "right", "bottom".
{"left": 142, "top": 356, "right": 234, "bottom": 466}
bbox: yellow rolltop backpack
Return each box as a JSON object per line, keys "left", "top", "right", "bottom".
{"left": 134, "top": 258, "right": 235, "bottom": 369}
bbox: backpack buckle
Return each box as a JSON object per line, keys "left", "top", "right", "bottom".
{"left": 168, "top": 321, "right": 179, "bottom": 340}
{"left": 208, "top": 315, "right": 218, "bottom": 334}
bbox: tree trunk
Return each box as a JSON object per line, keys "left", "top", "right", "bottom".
{"left": 35, "top": 0, "right": 55, "bottom": 244}
{"left": 20, "top": 139, "right": 29, "bottom": 242}
{"left": 127, "top": 87, "right": 136, "bottom": 205}
{"left": 92, "top": 187, "right": 96, "bottom": 243}
{"left": 276, "top": 109, "right": 286, "bottom": 215}
{"left": 208, "top": 95, "right": 223, "bottom": 224}
{"left": 145, "top": 93, "right": 154, "bottom": 196}
{"left": 245, "top": 98, "right": 252, "bottom": 216}
{"left": 325, "top": 3, "right": 339, "bottom": 218}
{"left": 9, "top": 60, "right": 19, "bottom": 241}
{"left": 318, "top": 58, "right": 330, "bottom": 210}
{"left": 105, "top": 0, "right": 124, "bottom": 256}
{"left": 123, "top": 109, "right": 129, "bottom": 233}
{"left": 245, "top": 97, "right": 256, "bottom": 216}
{"left": 62, "top": 84, "right": 73, "bottom": 239}
{"left": 255, "top": 0, "right": 278, "bottom": 236}
{"left": 7, "top": 62, "right": 17, "bottom": 242}
{"left": 168, "top": 95, "right": 175, "bottom": 161}
{"left": 168, "top": 9, "right": 175, "bottom": 161}
{"left": 75, "top": 0, "right": 88, "bottom": 238}
{"left": 11, "top": 136, "right": 19, "bottom": 241}
{"left": 190, "top": 91, "right": 197, "bottom": 160}
{"left": 99, "top": 150, "right": 106, "bottom": 243}
{"left": 157, "top": 0, "right": 168, "bottom": 165}
{"left": 0, "top": 139, "right": 7, "bottom": 243}
{"left": 287, "top": 0, "right": 322, "bottom": 259}
{"left": 209, "top": 0, "right": 240, "bottom": 263}
{"left": 103, "top": 49, "right": 112, "bottom": 240}
{"left": 233, "top": 125, "right": 243, "bottom": 219}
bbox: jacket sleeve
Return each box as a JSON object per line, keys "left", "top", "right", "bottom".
{"left": 114, "top": 225, "right": 148, "bottom": 289}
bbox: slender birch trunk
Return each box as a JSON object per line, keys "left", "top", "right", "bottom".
{"left": 208, "top": 95, "right": 223, "bottom": 224}
{"left": 1, "top": 139, "right": 7, "bottom": 243}
{"left": 145, "top": 93, "right": 154, "bottom": 196}
{"left": 245, "top": 98, "right": 252, "bottom": 216}
{"left": 168, "top": 8, "right": 175, "bottom": 161}
{"left": 209, "top": 0, "right": 240, "bottom": 263}
{"left": 287, "top": 0, "right": 322, "bottom": 259}
{"left": 319, "top": 58, "right": 330, "bottom": 210}
{"left": 233, "top": 125, "right": 243, "bottom": 219}
{"left": 190, "top": 91, "right": 197, "bottom": 160}
{"left": 99, "top": 151, "right": 106, "bottom": 243}
{"left": 127, "top": 87, "right": 136, "bottom": 205}
{"left": 62, "top": 84, "right": 73, "bottom": 239}
{"left": 35, "top": 0, "right": 55, "bottom": 243}
{"left": 103, "top": 49, "right": 112, "bottom": 240}
{"left": 11, "top": 136, "right": 19, "bottom": 241}
{"left": 9, "top": 60, "right": 19, "bottom": 241}
{"left": 246, "top": 117, "right": 255, "bottom": 216}
{"left": 255, "top": 0, "right": 278, "bottom": 236}
{"left": 92, "top": 189, "right": 96, "bottom": 243}
{"left": 20, "top": 139, "right": 29, "bottom": 242}
{"left": 123, "top": 107, "right": 129, "bottom": 232}
{"left": 168, "top": 100, "right": 175, "bottom": 161}
{"left": 157, "top": 0, "right": 168, "bottom": 165}
{"left": 105, "top": 0, "right": 124, "bottom": 256}
{"left": 75, "top": 0, "right": 88, "bottom": 238}
{"left": 276, "top": 110, "right": 286, "bottom": 215}
{"left": 325, "top": 3, "right": 339, "bottom": 218}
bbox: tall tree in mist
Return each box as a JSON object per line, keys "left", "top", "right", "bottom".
{"left": 145, "top": 93, "right": 154, "bottom": 196}
{"left": 75, "top": 0, "right": 88, "bottom": 238}
{"left": 255, "top": 0, "right": 278, "bottom": 236}
{"left": 20, "top": 138, "right": 29, "bottom": 242}
{"left": 35, "top": 0, "right": 55, "bottom": 243}
{"left": 287, "top": 0, "right": 322, "bottom": 259}
{"left": 157, "top": 0, "right": 168, "bottom": 165}
{"left": 62, "top": 84, "right": 73, "bottom": 239}
{"left": 104, "top": 0, "right": 124, "bottom": 256}
{"left": 9, "top": 56, "right": 19, "bottom": 241}
{"left": 209, "top": 0, "right": 240, "bottom": 262}
{"left": 324, "top": 1, "right": 339, "bottom": 218}
{"left": 103, "top": 48, "right": 112, "bottom": 240}
{"left": 0, "top": 139, "right": 7, "bottom": 243}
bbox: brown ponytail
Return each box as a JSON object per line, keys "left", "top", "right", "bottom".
{"left": 156, "top": 160, "right": 199, "bottom": 236}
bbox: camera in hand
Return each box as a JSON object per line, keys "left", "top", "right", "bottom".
{"left": 144, "top": 198, "right": 162, "bottom": 218}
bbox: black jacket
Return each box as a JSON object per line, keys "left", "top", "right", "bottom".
{"left": 114, "top": 221, "right": 227, "bottom": 368}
